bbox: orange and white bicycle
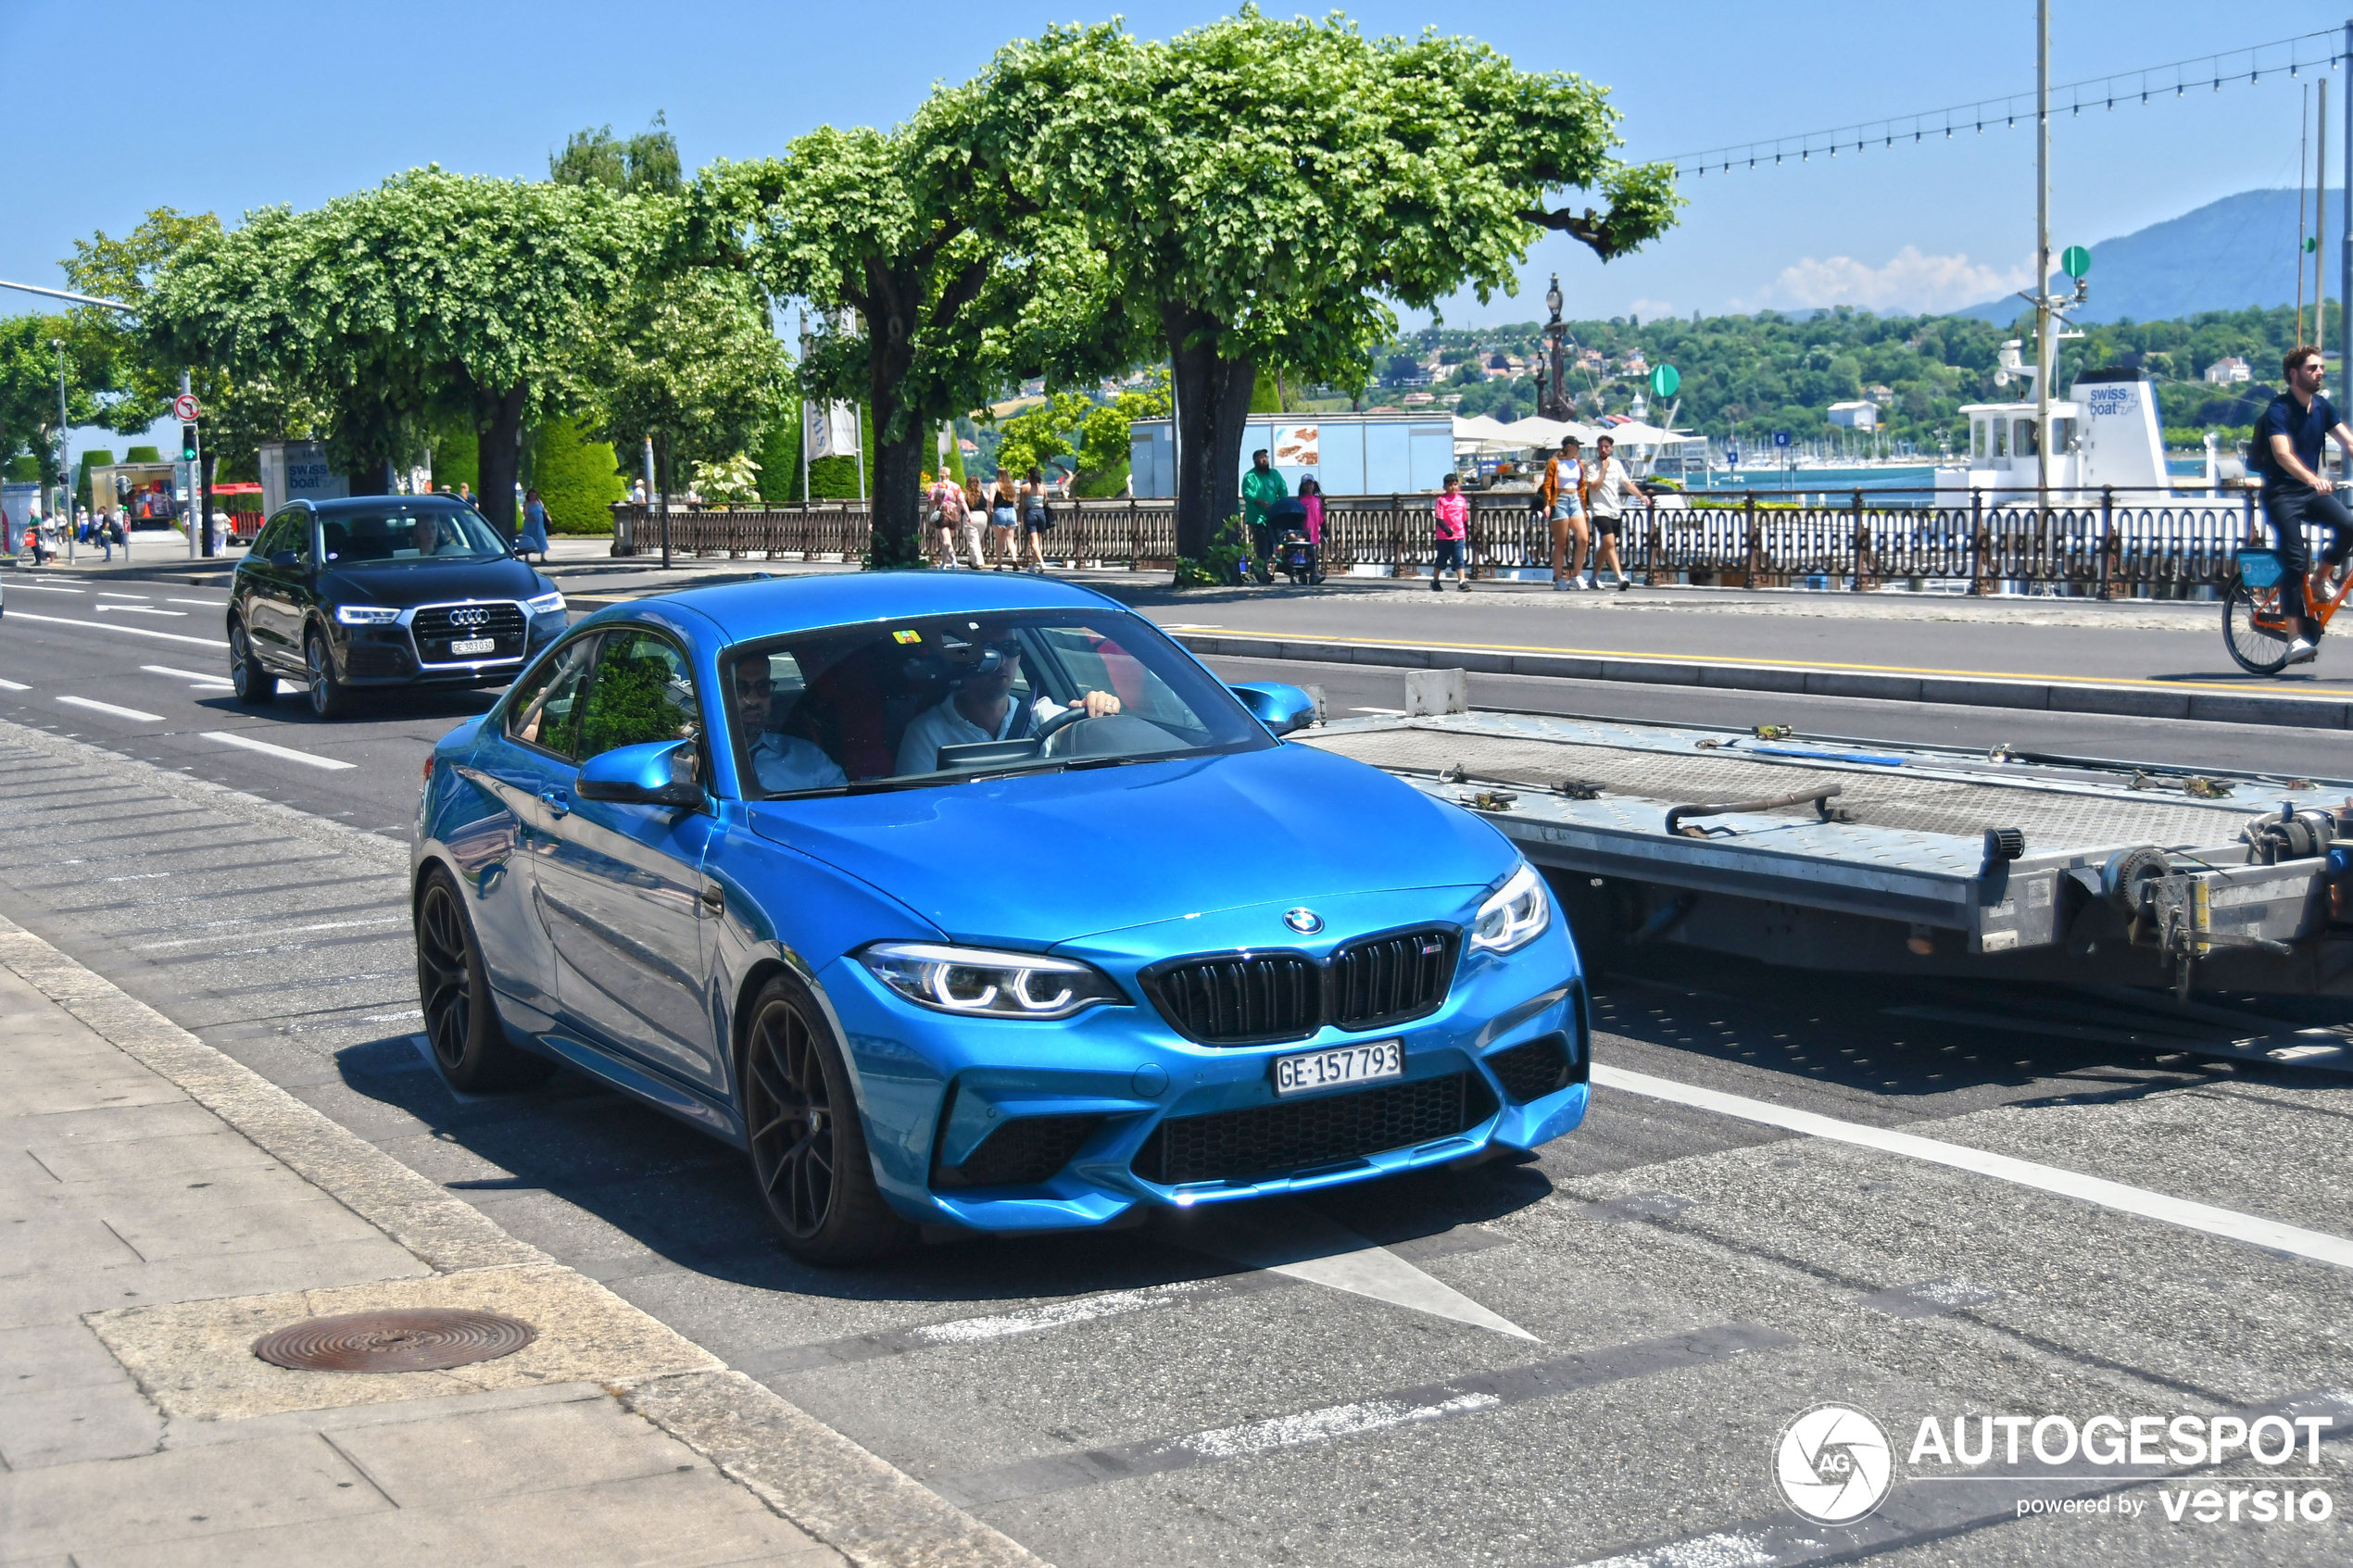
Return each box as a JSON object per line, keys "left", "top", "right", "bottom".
{"left": 2225, "top": 546, "right": 2351, "bottom": 674}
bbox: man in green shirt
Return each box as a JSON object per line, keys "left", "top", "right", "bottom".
{"left": 1240, "top": 448, "right": 1289, "bottom": 578}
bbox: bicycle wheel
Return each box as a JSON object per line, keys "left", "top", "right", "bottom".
{"left": 2223, "top": 578, "right": 2296, "bottom": 674}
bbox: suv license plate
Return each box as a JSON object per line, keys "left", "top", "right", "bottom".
{"left": 1272, "top": 1039, "right": 1403, "bottom": 1097}
{"left": 448, "top": 636, "right": 497, "bottom": 656}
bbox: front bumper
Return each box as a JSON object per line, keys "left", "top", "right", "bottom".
{"left": 824, "top": 900, "right": 1589, "bottom": 1234}
{"left": 332, "top": 610, "right": 563, "bottom": 688}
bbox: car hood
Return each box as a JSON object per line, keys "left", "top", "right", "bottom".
{"left": 743, "top": 742, "right": 1514, "bottom": 946}
{"left": 321, "top": 557, "right": 545, "bottom": 606}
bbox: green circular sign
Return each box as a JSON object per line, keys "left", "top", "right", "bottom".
{"left": 2060, "top": 245, "right": 2091, "bottom": 279}
{"left": 1650, "top": 364, "right": 1680, "bottom": 398}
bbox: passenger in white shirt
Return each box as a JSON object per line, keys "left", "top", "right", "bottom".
{"left": 731, "top": 652, "right": 847, "bottom": 795}
{"left": 894, "top": 623, "right": 1121, "bottom": 776}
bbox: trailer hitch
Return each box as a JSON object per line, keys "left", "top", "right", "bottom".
{"left": 1664, "top": 784, "right": 1844, "bottom": 837}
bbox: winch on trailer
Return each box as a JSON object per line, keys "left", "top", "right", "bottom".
{"left": 1300, "top": 709, "right": 2353, "bottom": 998}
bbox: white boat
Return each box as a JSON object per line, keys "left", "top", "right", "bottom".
{"left": 1935, "top": 346, "right": 2228, "bottom": 502}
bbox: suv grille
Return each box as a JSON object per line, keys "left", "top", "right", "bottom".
{"left": 411, "top": 602, "right": 525, "bottom": 665}
{"left": 1144, "top": 954, "right": 1321, "bottom": 1045}
{"left": 1132, "top": 1073, "right": 1495, "bottom": 1186}
{"left": 1144, "top": 927, "right": 1458, "bottom": 1045}
{"left": 935, "top": 1114, "right": 1102, "bottom": 1189}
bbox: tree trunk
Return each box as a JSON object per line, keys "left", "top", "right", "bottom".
{"left": 864, "top": 297, "right": 925, "bottom": 570}
{"left": 476, "top": 382, "right": 528, "bottom": 537}
{"left": 1164, "top": 303, "right": 1255, "bottom": 563}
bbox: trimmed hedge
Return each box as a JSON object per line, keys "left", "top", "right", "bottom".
{"left": 530, "top": 416, "right": 625, "bottom": 533}
{"left": 435, "top": 425, "right": 479, "bottom": 493}
{"left": 123, "top": 445, "right": 160, "bottom": 463}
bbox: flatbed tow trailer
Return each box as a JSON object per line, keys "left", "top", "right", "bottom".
{"left": 1302, "top": 710, "right": 2353, "bottom": 1020}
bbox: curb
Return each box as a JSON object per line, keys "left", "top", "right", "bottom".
{"left": 0, "top": 904, "right": 1046, "bottom": 1568}
{"left": 1169, "top": 631, "right": 2353, "bottom": 731}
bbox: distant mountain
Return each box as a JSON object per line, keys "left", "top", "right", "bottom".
{"left": 1953, "top": 188, "right": 2344, "bottom": 324}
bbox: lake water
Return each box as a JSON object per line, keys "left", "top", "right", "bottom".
{"left": 1676, "top": 458, "right": 2210, "bottom": 497}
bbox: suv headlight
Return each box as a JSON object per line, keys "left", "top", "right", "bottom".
{"left": 524, "top": 590, "right": 566, "bottom": 616}
{"left": 1468, "top": 861, "right": 1551, "bottom": 954}
{"left": 334, "top": 605, "right": 400, "bottom": 625}
{"left": 860, "top": 942, "right": 1126, "bottom": 1020}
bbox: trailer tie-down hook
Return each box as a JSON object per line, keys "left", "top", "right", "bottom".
{"left": 1663, "top": 784, "right": 1843, "bottom": 837}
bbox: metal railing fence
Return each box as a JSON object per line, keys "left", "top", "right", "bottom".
{"left": 609, "top": 486, "right": 2308, "bottom": 596}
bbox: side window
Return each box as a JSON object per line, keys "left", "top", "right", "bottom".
{"left": 255, "top": 514, "right": 290, "bottom": 556}
{"left": 577, "top": 630, "right": 701, "bottom": 763}
{"left": 505, "top": 636, "right": 599, "bottom": 761}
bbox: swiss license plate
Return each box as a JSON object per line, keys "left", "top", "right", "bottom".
{"left": 448, "top": 636, "right": 497, "bottom": 656}
{"left": 1272, "top": 1039, "right": 1403, "bottom": 1097}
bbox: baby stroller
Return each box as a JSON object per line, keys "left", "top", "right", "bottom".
{"left": 1265, "top": 496, "right": 1312, "bottom": 584}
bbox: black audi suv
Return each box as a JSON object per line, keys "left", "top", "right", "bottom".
{"left": 227, "top": 496, "right": 568, "bottom": 717}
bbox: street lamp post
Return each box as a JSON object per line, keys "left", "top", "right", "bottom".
{"left": 54, "top": 340, "right": 73, "bottom": 565}
{"left": 1540, "top": 274, "right": 1569, "bottom": 422}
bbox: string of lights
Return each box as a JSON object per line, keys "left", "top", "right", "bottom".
{"left": 1658, "top": 28, "right": 2342, "bottom": 178}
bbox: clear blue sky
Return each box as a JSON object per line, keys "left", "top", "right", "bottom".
{"left": 3, "top": 0, "right": 2345, "bottom": 332}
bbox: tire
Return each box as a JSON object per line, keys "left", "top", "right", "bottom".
{"left": 741, "top": 973, "right": 911, "bottom": 1263}
{"left": 413, "top": 867, "right": 552, "bottom": 1092}
{"left": 2223, "top": 579, "right": 2296, "bottom": 675}
{"left": 229, "top": 619, "right": 276, "bottom": 704}
{"left": 305, "top": 629, "right": 351, "bottom": 718}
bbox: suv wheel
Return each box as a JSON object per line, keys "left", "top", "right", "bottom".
{"left": 305, "top": 630, "right": 350, "bottom": 719}
{"left": 229, "top": 620, "right": 275, "bottom": 704}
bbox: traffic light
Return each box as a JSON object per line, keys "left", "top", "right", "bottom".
{"left": 180, "top": 424, "right": 198, "bottom": 462}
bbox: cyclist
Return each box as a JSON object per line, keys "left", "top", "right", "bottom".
{"left": 2259, "top": 345, "right": 2353, "bottom": 663}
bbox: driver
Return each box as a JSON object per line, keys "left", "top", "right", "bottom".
{"left": 732, "top": 651, "right": 847, "bottom": 794}
{"left": 894, "top": 622, "right": 1120, "bottom": 775}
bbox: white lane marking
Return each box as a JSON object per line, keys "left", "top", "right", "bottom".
{"left": 140, "top": 663, "right": 233, "bottom": 687}
{"left": 1578, "top": 1530, "right": 1773, "bottom": 1568}
{"left": 0, "top": 678, "right": 28, "bottom": 691}
{"left": 57, "top": 695, "right": 166, "bottom": 723}
{"left": 1188, "top": 1198, "right": 1538, "bottom": 1340}
{"left": 102, "top": 872, "right": 172, "bottom": 883}
{"left": 200, "top": 731, "right": 357, "bottom": 771}
{"left": 95, "top": 591, "right": 152, "bottom": 601}
{"left": 366, "top": 1010, "right": 422, "bottom": 1023}
{"left": 6, "top": 582, "right": 86, "bottom": 594}
{"left": 168, "top": 598, "right": 225, "bottom": 608}
{"left": 1592, "top": 1063, "right": 2353, "bottom": 1272}
{"left": 134, "top": 915, "right": 405, "bottom": 951}
{"left": 94, "top": 605, "right": 187, "bottom": 617}
{"left": 1177, "top": 1391, "right": 1503, "bottom": 1461}
{"left": 911, "top": 1282, "right": 1214, "bottom": 1347}
{"left": 9, "top": 610, "right": 228, "bottom": 649}
{"left": 1350, "top": 706, "right": 1405, "bottom": 714}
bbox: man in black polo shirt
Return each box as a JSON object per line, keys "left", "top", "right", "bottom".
{"left": 2259, "top": 345, "right": 2353, "bottom": 661}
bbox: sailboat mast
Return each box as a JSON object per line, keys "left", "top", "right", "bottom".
{"left": 2035, "top": 0, "right": 2051, "bottom": 503}
{"left": 2299, "top": 85, "right": 2310, "bottom": 345}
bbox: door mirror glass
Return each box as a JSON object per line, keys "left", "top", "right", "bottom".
{"left": 574, "top": 739, "right": 703, "bottom": 807}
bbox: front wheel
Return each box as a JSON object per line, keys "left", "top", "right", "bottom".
{"left": 305, "top": 631, "right": 350, "bottom": 718}
{"left": 229, "top": 620, "right": 276, "bottom": 704}
{"left": 414, "top": 867, "right": 552, "bottom": 1091}
{"left": 742, "top": 974, "right": 911, "bottom": 1264}
{"left": 2223, "top": 579, "right": 2296, "bottom": 675}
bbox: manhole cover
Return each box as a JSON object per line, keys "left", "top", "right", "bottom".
{"left": 252, "top": 1309, "right": 536, "bottom": 1374}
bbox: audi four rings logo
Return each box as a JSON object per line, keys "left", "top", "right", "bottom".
{"left": 449, "top": 608, "right": 491, "bottom": 628}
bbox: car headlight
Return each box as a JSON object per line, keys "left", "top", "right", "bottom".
{"left": 524, "top": 590, "right": 566, "bottom": 616}
{"left": 1468, "top": 861, "right": 1551, "bottom": 954}
{"left": 860, "top": 941, "right": 1126, "bottom": 1020}
{"left": 334, "top": 605, "right": 400, "bottom": 625}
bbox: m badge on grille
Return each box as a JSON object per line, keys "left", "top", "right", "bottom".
{"left": 1283, "top": 908, "right": 1323, "bottom": 935}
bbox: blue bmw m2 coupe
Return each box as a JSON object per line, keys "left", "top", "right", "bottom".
{"left": 411, "top": 572, "right": 1588, "bottom": 1261}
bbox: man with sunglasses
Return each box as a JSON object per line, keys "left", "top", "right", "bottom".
{"left": 732, "top": 651, "right": 847, "bottom": 794}
{"left": 2259, "top": 345, "right": 2353, "bottom": 662}
{"left": 894, "top": 622, "right": 1122, "bottom": 776}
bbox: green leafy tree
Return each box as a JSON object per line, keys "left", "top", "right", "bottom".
{"left": 530, "top": 414, "right": 625, "bottom": 533}
{"left": 0, "top": 314, "right": 117, "bottom": 494}
{"left": 984, "top": 12, "right": 1679, "bottom": 560}
{"left": 148, "top": 169, "right": 641, "bottom": 532}
{"left": 549, "top": 112, "right": 684, "bottom": 196}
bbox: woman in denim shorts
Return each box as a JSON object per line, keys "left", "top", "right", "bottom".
{"left": 1547, "top": 436, "right": 1589, "bottom": 590}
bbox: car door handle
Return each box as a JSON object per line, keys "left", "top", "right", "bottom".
{"left": 538, "top": 789, "right": 571, "bottom": 818}
{"left": 700, "top": 884, "right": 724, "bottom": 918}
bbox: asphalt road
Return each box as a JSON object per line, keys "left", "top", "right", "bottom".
{"left": 3, "top": 570, "right": 2350, "bottom": 1566}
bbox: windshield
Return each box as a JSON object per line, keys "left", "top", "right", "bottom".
{"left": 321, "top": 506, "right": 507, "bottom": 565}
{"left": 724, "top": 611, "right": 1273, "bottom": 797}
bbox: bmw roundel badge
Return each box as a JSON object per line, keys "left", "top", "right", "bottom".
{"left": 1283, "top": 908, "right": 1324, "bottom": 935}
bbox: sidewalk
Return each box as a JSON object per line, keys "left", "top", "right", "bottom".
{"left": 0, "top": 914, "right": 1039, "bottom": 1568}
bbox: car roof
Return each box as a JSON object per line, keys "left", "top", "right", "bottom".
{"left": 293, "top": 495, "right": 473, "bottom": 515}
{"left": 661, "top": 571, "right": 1127, "bottom": 643}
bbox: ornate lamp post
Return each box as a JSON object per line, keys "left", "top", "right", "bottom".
{"left": 1540, "top": 274, "right": 1569, "bottom": 421}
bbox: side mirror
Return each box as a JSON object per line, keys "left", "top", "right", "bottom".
{"left": 1228, "top": 681, "right": 1317, "bottom": 736}
{"left": 575, "top": 739, "right": 705, "bottom": 808}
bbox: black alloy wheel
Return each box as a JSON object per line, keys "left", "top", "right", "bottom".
{"left": 305, "top": 630, "right": 351, "bottom": 719}
{"left": 742, "top": 975, "right": 910, "bottom": 1263}
{"left": 414, "top": 867, "right": 552, "bottom": 1092}
{"left": 229, "top": 620, "right": 275, "bottom": 704}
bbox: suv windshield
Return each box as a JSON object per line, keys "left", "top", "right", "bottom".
{"left": 320, "top": 506, "right": 506, "bottom": 565}
{"left": 724, "top": 611, "right": 1272, "bottom": 797}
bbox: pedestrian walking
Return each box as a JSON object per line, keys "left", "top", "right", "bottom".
{"left": 1019, "top": 468, "right": 1051, "bottom": 572}
{"left": 1585, "top": 434, "right": 1635, "bottom": 590}
{"left": 1432, "top": 473, "right": 1471, "bottom": 592}
{"left": 1241, "top": 448, "right": 1288, "bottom": 579}
{"left": 988, "top": 473, "right": 1018, "bottom": 570}
{"left": 629, "top": 478, "right": 648, "bottom": 506}
{"left": 1298, "top": 476, "right": 1327, "bottom": 583}
{"left": 1542, "top": 436, "right": 1589, "bottom": 590}
{"left": 518, "top": 489, "right": 551, "bottom": 560}
{"left": 930, "top": 472, "right": 980, "bottom": 569}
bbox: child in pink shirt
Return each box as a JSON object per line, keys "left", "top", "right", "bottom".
{"left": 1430, "top": 472, "right": 1470, "bottom": 592}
